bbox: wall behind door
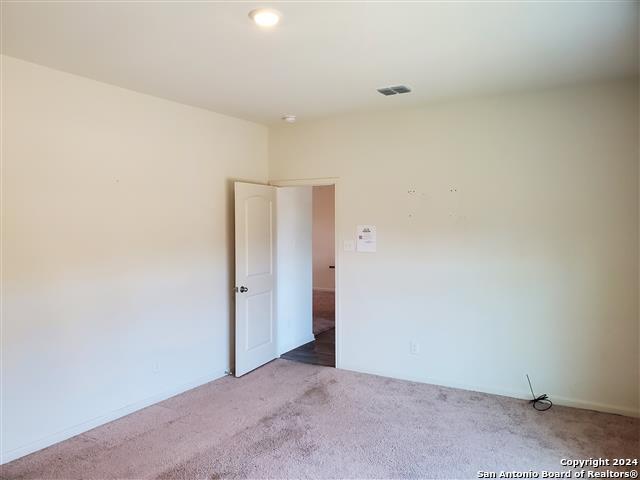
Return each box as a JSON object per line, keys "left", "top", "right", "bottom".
{"left": 276, "top": 187, "right": 314, "bottom": 354}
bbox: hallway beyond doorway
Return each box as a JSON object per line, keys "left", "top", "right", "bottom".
{"left": 279, "top": 183, "right": 336, "bottom": 368}
{"left": 282, "top": 290, "right": 335, "bottom": 366}
{"left": 313, "top": 289, "right": 334, "bottom": 335}
{"left": 281, "top": 328, "right": 335, "bottom": 367}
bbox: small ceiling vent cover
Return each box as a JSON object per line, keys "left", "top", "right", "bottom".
{"left": 377, "top": 85, "right": 412, "bottom": 96}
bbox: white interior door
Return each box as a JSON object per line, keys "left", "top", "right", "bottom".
{"left": 234, "top": 182, "right": 277, "bottom": 376}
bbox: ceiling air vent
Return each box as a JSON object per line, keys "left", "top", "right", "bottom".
{"left": 377, "top": 85, "right": 412, "bottom": 96}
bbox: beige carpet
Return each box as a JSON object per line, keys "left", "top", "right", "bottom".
{"left": 2, "top": 359, "right": 638, "bottom": 479}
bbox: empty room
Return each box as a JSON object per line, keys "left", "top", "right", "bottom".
{"left": 1, "top": 1, "right": 639, "bottom": 479}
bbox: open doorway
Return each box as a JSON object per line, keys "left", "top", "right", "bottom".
{"left": 234, "top": 180, "right": 338, "bottom": 376}
{"left": 281, "top": 185, "right": 335, "bottom": 367}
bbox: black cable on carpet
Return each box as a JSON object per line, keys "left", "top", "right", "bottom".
{"left": 526, "top": 374, "right": 552, "bottom": 411}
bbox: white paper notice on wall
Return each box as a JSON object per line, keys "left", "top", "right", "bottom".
{"left": 356, "top": 225, "right": 377, "bottom": 252}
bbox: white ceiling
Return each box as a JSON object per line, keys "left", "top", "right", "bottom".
{"left": 2, "top": 1, "right": 638, "bottom": 125}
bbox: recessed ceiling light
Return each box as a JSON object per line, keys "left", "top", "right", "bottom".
{"left": 281, "top": 114, "right": 296, "bottom": 123}
{"left": 249, "top": 8, "right": 282, "bottom": 28}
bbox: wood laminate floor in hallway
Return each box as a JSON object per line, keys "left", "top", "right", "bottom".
{"left": 281, "top": 328, "right": 335, "bottom": 367}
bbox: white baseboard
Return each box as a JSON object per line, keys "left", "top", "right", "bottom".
{"left": 545, "top": 394, "right": 639, "bottom": 418}
{"left": 1, "top": 370, "right": 226, "bottom": 465}
{"left": 278, "top": 334, "right": 315, "bottom": 356}
{"left": 338, "top": 363, "right": 640, "bottom": 418}
{"left": 313, "top": 287, "right": 335, "bottom": 292}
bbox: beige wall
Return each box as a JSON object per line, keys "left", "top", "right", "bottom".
{"left": 270, "top": 80, "right": 640, "bottom": 416}
{"left": 312, "top": 185, "right": 335, "bottom": 290}
{"left": 1, "top": 55, "right": 268, "bottom": 462}
{"left": 277, "top": 186, "right": 314, "bottom": 354}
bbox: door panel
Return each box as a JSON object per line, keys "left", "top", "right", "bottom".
{"left": 245, "top": 196, "right": 273, "bottom": 277}
{"left": 235, "top": 182, "right": 277, "bottom": 377}
{"left": 246, "top": 291, "right": 273, "bottom": 350}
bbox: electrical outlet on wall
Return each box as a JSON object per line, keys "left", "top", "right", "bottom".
{"left": 409, "top": 341, "right": 420, "bottom": 356}
{"left": 152, "top": 360, "right": 160, "bottom": 374}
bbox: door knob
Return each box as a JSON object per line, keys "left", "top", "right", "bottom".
{"left": 239, "top": 286, "right": 249, "bottom": 293}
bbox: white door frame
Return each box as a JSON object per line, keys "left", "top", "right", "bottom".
{"left": 269, "top": 177, "right": 341, "bottom": 369}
